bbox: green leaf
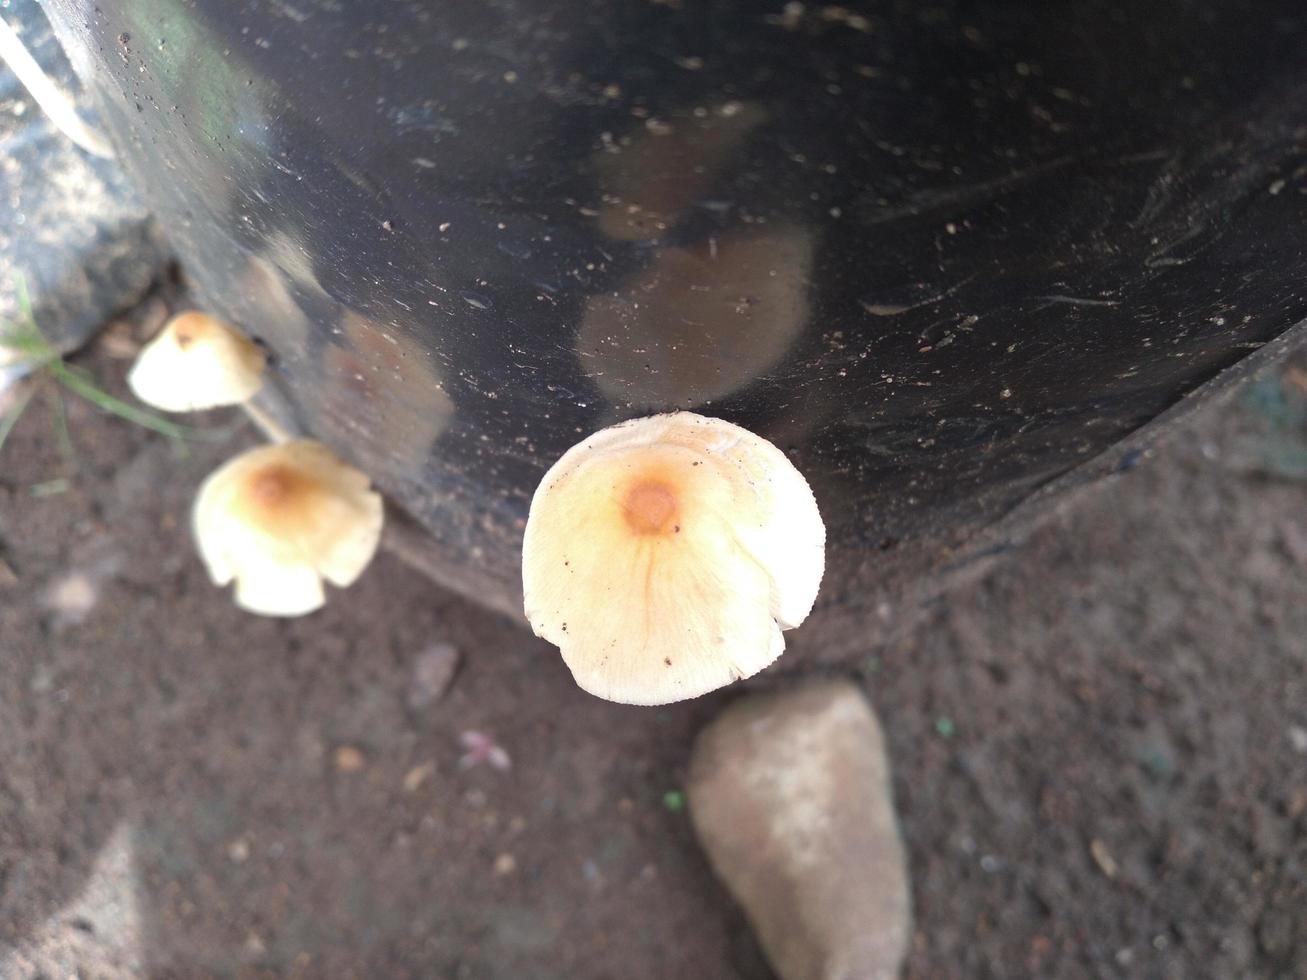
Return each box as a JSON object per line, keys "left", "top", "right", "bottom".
{"left": 49, "top": 361, "right": 191, "bottom": 443}
{"left": 662, "top": 790, "right": 686, "bottom": 812}
{"left": 0, "top": 384, "right": 35, "bottom": 458}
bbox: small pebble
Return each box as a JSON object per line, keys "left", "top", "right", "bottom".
{"left": 30, "top": 666, "right": 53, "bottom": 693}
{"left": 403, "top": 762, "right": 435, "bottom": 792}
{"left": 227, "top": 838, "right": 250, "bottom": 863}
{"left": 493, "top": 852, "right": 517, "bottom": 875}
{"left": 98, "top": 320, "right": 141, "bottom": 359}
{"left": 43, "top": 572, "right": 99, "bottom": 623}
{"left": 333, "top": 745, "right": 366, "bottom": 772}
{"left": 408, "top": 643, "right": 460, "bottom": 710}
{"left": 1090, "top": 839, "right": 1119, "bottom": 879}
{"left": 688, "top": 681, "right": 910, "bottom": 980}
{"left": 1289, "top": 726, "right": 1307, "bottom": 754}
{"left": 1288, "top": 788, "right": 1307, "bottom": 819}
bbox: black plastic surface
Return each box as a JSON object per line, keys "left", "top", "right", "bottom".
{"left": 42, "top": 0, "right": 1307, "bottom": 620}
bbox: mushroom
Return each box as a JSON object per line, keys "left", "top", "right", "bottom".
{"left": 193, "top": 440, "right": 384, "bottom": 616}
{"left": 521, "top": 412, "right": 825, "bottom": 705}
{"left": 127, "top": 310, "right": 266, "bottom": 412}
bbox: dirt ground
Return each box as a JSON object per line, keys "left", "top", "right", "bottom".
{"left": 0, "top": 310, "right": 1304, "bottom": 979}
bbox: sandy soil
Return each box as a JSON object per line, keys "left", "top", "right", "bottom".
{"left": 0, "top": 309, "right": 1304, "bottom": 979}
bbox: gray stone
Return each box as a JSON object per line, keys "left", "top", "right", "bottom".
{"left": 407, "top": 642, "right": 461, "bottom": 711}
{"left": 0, "top": 0, "right": 168, "bottom": 358}
{"left": 0, "top": 822, "right": 144, "bottom": 979}
{"left": 687, "top": 679, "right": 911, "bottom": 980}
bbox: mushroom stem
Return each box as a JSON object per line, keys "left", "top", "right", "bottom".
{"left": 241, "top": 399, "right": 294, "bottom": 444}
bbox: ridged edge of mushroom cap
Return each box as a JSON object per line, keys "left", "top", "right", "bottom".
{"left": 128, "top": 311, "right": 266, "bottom": 412}
{"left": 193, "top": 440, "right": 384, "bottom": 617}
{"left": 522, "top": 412, "right": 825, "bottom": 705}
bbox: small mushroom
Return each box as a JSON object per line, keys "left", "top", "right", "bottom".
{"left": 127, "top": 311, "right": 266, "bottom": 412}
{"left": 193, "top": 440, "right": 383, "bottom": 616}
{"left": 522, "top": 412, "right": 825, "bottom": 705}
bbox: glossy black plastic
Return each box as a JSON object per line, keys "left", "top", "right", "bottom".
{"left": 43, "top": 0, "right": 1307, "bottom": 628}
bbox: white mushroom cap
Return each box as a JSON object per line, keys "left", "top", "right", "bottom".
{"left": 522, "top": 412, "right": 825, "bottom": 705}
{"left": 193, "top": 440, "right": 384, "bottom": 617}
{"left": 128, "top": 311, "right": 266, "bottom": 412}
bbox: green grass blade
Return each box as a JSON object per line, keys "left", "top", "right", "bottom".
{"left": 49, "top": 362, "right": 192, "bottom": 442}
{"left": 14, "top": 275, "right": 31, "bottom": 317}
{"left": 3, "top": 276, "right": 59, "bottom": 367}
{"left": 9, "top": 275, "right": 228, "bottom": 450}
{"left": 0, "top": 384, "right": 35, "bottom": 458}
{"left": 51, "top": 383, "right": 75, "bottom": 462}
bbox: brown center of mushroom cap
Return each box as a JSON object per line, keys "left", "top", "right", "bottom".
{"left": 244, "top": 463, "right": 315, "bottom": 520}
{"left": 171, "top": 312, "right": 217, "bottom": 349}
{"left": 622, "top": 479, "right": 679, "bottom": 535}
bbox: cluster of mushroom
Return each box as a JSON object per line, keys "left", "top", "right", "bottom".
{"left": 128, "top": 312, "right": 384, "bottom": 617}
{"left": 129, "top": 311, "right": 825, "bottom": 705}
